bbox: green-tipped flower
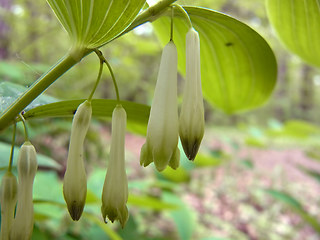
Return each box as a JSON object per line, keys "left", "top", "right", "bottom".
{"left": 0, "top": 171, "right": 17, "bottom": 240}
{"left": 10, "top": 141, "right": 38, "bottom": 240}
{"left": 140, "top": 41, "right": 180, "bottom": 172}
{"left": 179, "top": 28, "right": 204, "bottom": 161}
{"left": 101, "top": 105, "right": 128, "bottom": 228}
{"left": 63, "top": 100, "right": 92, "bottom": 221}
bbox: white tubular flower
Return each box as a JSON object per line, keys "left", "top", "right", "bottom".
{"left": 101, "top": 105, "right": 128, "bottom": 228}
{"left": 10, "top": 141, "right": 38, "bottom": 240}
{"left": 140, "top": 41, "right": 180, "bottom": 172}
{"left": 63, "top": 100, "right": 92, "bottom": 221}
{"left": 0, "top": 171, "right": 17, "bottom": 240}
{"left": 179, "top": 28, "right": 204, "bottom": 161}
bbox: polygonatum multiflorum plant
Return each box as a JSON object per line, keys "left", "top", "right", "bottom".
{"left": 0, "top": 0, "right": 278, "bottom": 237}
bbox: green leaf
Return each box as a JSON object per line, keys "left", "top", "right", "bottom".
{"left": 23, "top": 99, "right": 150, "bottom": 126}
{"left": 298, "top": 166, "right": 320, "bottom": 184}
{"left": 84, "top": 213, "right": 122, "bottom": 240}
{"left": 163, "top": 192, "right": 195, "bottom": 240}
{"left": 264, "top": 188, "right": 320, "bottom": 234}
{"left": 193, "top": 153, "right": 227, "bottom": 167}
{"left": 263, "top": 189, "right": 304, "bottom": 211}
{"left": 128, "top": 195, "right": 177, "bottom": 210}
{"left": 266, "top": 0, "right": 320, "bottom": 67}
{"left": 240, "top": 158, "right": 254, "bottom": 169}
{"left": 268, "top": 120, "right": 320, "bottom": 139}
{"left": 0, "top": 82, "right": 57, "bottom": 114}
{"left": 153, "top": 7, "right": 277, "bottom": 113}
{"left": 158, "top": 166, "right": 190, "bottom": 183}
{"left": 46, "top": 0, "right": 146, "bottom": 49}
{"left": 201, "top": 238, "right": 233, "bottom": 240}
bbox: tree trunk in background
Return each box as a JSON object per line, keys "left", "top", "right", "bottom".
{"left": 299, "top": 65, "right": 314, "bottom": 121}
{"left": 273, "top": 56, "right": 288, "bottom": 122}
{"left": 0, "top": 0, "right": 12, "bottom": 59}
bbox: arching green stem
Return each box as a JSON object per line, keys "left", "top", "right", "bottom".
{"left": 19, "top": 113, "right": 29, "bottom": 141}
{"left": 88, "top": 52, "right": 104, "bottom": 101}
{"left": 94, "top": 49, "right": 120, "bottom": 102}
{"left": 8, "top": 123, "right": 17, "bottom": 172}
{"left": 173, "top": 4, "right": 193, "bottom": 28}
{"left": 170, "top": 6, "right": 174, "bottom": 41}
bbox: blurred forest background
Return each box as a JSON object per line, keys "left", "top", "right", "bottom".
{"left": 1, "top": 0, "right": 320, "bottom": 239}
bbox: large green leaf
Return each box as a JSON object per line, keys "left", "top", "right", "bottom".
{"left": 153, "top": 7, "right": 277, "bottom": 113}
{"left": 46, "top": 0, "right": 146, "bottom": 49}
{"left": 23, "top": 99, "right": 150, "bottom": 125}
{"left": 0, "top": 82, "right": 57, "bottom": 114}
{"left": 266, "top": 0, "right": 320, "bottom": 67}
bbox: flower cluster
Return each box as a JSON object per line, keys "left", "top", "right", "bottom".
{"left": 0, "top": 27, "right": 204, "bottom": 235}
{"left": 140, "top": 27, "right": 204, "bottom": 171}
{"left": 62, "top": 101, "right": 129, "bottom": 227}
{"left": 0, "top": 141, "right": 38, "bottom": 240}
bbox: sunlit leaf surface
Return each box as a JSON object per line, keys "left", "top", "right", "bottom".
{"left": 153, "top": 7, "right": 277, "bottom": 113}
{"left": 266, "top": 0, "right": 320, "bottom": 67}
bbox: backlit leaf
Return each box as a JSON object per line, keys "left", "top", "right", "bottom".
{"left": 266, "top": 0, "right": 320, "bottom": 67}
{"left": 46, "top": 0, "right": 146, "bottom": 48}
{"left": 153, "top": 7, "right": 277, "bottom": 113}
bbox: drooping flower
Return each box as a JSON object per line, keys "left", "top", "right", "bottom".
{"left": 179, "top": 28, "right": 204, "bottom": 161}
{"left": 0, "top": 171, "right": 17, "bottom": 240}
{"left": 63, "top": 100, "right": 92, "bottom": 221}
{"left": 140, "top": 41, "right": 180, "bottom": 172}
{"left": 10, "top": 141, "right": 38, "bottom": 240}
{"left": 101, "top": 105, "right": 128, "bottom": 228}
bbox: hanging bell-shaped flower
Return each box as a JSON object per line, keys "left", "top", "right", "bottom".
{"left": 63, "top": 100, "right": 92, "bottom": 221}
{"left": 10, "top": 141, "right": 38, "bottom": 240}
{"left": 140, "top": 41, "right": 180, "bottom": 171}
{"left": 179, "top": 28, "right": 204, "bottom": 161}
{"left": 0, "top": 171, "right": 18, "bottom": 240}
{"left": 101, "top": 105, "right": 128, "bottom": 228}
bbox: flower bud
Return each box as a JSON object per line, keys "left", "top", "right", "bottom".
{"left": 179, "top": 28, "right": 204, "bottom": 160}
{"left": 0, "top": 171, "right": 17, "bottom": 240}
{"left": 10, "top": 141, "right": 38, "bottom": 240}
{"left": 63, "top": 100, "right": 92, "bottom": 221}
{"left": 101, "top": 105, "right": 128, "bottom": 228}
{"left": 140, "top": 41, "right": 180, "bottom": 171}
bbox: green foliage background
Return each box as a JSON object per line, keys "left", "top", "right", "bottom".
{"left": 0, "top": 0, "right": 320, "bottom": 239}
